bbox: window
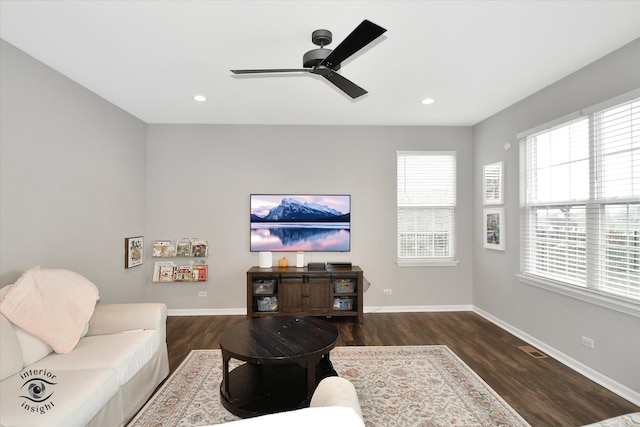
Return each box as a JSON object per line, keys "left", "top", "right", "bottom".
{"left": 520, "top": 92, "right": 640, "bottom": 303}
{"left": 397, "top": 151, "right": 457, "bottom": 266}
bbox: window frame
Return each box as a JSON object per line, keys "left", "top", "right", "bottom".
{"left": 518, "top": 89, "right": 640, "bottom": 317}
{"left": 396, "top": 150, "right": 458, "bottom": 267}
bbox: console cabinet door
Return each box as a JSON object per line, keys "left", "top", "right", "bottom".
{"left": 305, "top": 276, "right": 332, "bottom": 314}
{"left": 279, "top": 276, "right": 304, "bottom": 313}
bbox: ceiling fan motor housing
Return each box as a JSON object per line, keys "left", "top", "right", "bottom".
{"left": 311, "top": 29, "right": 332, "bottom": 46}
{"left": 303, "top": 48, "right": 338, "bottom": 69}
{"left": 304, "top": 29, "right": 340, "bottom": 70}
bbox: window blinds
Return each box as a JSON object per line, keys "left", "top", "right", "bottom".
{"left": 397, "top": 151, "right": 456, "bottom": 259}
{"left": 520, "top": 95, "right": 639, "bottom": 301}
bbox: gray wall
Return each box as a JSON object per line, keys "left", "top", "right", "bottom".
{"left": 0, "top": 40, "right": 148, "bottom": 302}
{"left": 472, "top": 38, "right": 640, "bottom": 396}
{"left": 145, "top": 124, "right": 474, "bottom": 311}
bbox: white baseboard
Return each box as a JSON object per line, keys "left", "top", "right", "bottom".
{"left": 473, "top": 306, "right": 640, "bottom": 407}
{"left": 168, "top": 308, "right": 246, "bottom": 316}
{"left": 365, "top": 304, "right": 473, "bottom": 313}
{"left": 167, "top": 305, "right": 473, "bottom": 317}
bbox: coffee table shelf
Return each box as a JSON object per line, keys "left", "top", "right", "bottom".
{"left": 219, "top": 316, "right": 339, "bottom": 418}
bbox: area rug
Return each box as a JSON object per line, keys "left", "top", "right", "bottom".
{"left": 128, "top": 346, "right": 531, "bottom": 427}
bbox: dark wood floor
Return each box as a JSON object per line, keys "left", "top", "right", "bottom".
{"left": 166, "top": 312, "right": 639, "bottom": 426}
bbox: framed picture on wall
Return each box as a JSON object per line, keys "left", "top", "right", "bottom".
{"left": 125, "top": 236, "right": 144, "bottom": 268}
{"left": 484, "top": 208, "right": 505, "bottom": 251}
{"left": 483, "top": 161, "right": 503, "bottom": 205}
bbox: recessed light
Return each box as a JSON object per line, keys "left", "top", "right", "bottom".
{"left": 193, "top": 94, "right": 207, "bottom": 102}
{"left": 421, "top": 98, "right": 435, "bottom": 105}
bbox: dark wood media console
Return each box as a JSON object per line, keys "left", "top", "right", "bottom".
{"left": 247, "top": 266, "right": 364, "bottom": 323}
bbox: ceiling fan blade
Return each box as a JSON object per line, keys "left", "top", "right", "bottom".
{"left": 231, "top": 69, "right": 309, "bottom": 74}
{"left": 319, "top": 19, "right": 386, "bottom": 69}
{"left": 323, "top": 72, "right": 367, "bottom": 99}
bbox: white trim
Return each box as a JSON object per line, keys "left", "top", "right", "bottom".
{"left": 396, "top": 150, "right": 457, "bottom": 156}
{"left": 517, "top": 274, "right": 640, "bottom": 318}
{"left": 368, "top": 304, "right": 473, "bottom": 313}
{"left": 168, "top": 308, "right": 246, "bottom": 316}
{"left": 396, "top": 259, "right": 459, "bottom": 267}
{"left": 473, "top": 306, "right": 640, "bottom": 407}
{"left": 168, "top": 305, "right": 473, "bottom": 316}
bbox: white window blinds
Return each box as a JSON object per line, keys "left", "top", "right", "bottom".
{"left": 520, "top": 93, "right": 640, "bottom": 302}
{"left": 397, "top": 151, "right": 456, "bottom": 262}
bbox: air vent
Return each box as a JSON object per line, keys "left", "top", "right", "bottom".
{"left": 518, "top": 345, "right": 548, "bottom": 359}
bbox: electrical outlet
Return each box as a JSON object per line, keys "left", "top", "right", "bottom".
{"left": 198, "top": 291, "right": 208, "bottom": 297}
{"left": 383, "top": 289, "right": 393, "bottom": 295}
{"left": 582, "top": 336, "right": 595, "bottom": 349}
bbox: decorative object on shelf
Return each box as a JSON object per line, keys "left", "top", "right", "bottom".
{"left": 191, "top": 240, "right": 209, "bottom": 257}
{"left": 152, "top": 240, "right": 176, "bottom": 257}
{"left": 333, "top": 297, "right": 353, "bottom": 310}
{"left": 308, "top": 262, "right": 326, "bottom": 271}
{"left": 173, "top": 265, "right": 193, "bottom": 282}
{"left": 278, "top": 257, "right": 289, "bottom": 267}
{"left": 483, "top": 161, "right": 504, "bottom": 205}
{"left": 334, "top": 278, "right": 355, "bottom": 293}
{"left": 258, "top": 251, "right": 272, "bottom": 268}
{"left": 176, "top": 238, "right": 194, "bottom": 257}
{"left": 125, "top": 236, "right": 144, "bottom": 268}
{"left": 153, "top": 238, "right": 208, "bottom": 258}
{"left": 152, "top": 260, "right": 208, "bottom": 283}
{"left": 484, "top": 208, "right": 505, "bottom": 251}
{"left": 191, "top": 264, "right": 208, "bottom": 282}
{"left": 257, "top": 296, "right": 278, "bottom": 312}
{"left": 151, "top": 237, "right": 209, "bottom": 282}
{"left": 153, "top": 261, "right": 174, "bottom": 282}
{"left": 296, "top": 252, "right": 304, "bottom": 268}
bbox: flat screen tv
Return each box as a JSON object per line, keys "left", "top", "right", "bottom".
{"left": 250, "top": 194, "right": 351, "bottom": 252}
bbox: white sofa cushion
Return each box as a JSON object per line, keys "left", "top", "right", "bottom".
{"left": 220, "top": 406, "right": 365, "bottom": 426}
{"left": 0, "top": 367, "right": 119, "bottom": 427}
{"left": 0, "top": 267, "right": 99, "bottom": 354}
{"left": 0, "top": 284, "right": 54, "bottom": 366}
{"left": 15, "top": 326, "right": 54, "bottom": 366}
{"left": 0, "top": 314, "right": 23, "bottom": 381}
{"left": 29, "top": 330, "right": 160, "bottom": 386}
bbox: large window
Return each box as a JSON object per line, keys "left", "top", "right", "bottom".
{"left": 520, "top": 92, "right": 640, "bottom": 303}
{"left": 397, "top": 151, "right": 457, "bottom": 266}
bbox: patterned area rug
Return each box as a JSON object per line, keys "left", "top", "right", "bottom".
{"left": 128, "top": 346, "right": 531, "bottom": 427}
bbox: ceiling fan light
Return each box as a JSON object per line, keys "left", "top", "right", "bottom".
{"left": 193, "top": 94, "right": 207, "bottom": 102}
{"left": 421, "top": 98, "right": 435, "bottom": 105}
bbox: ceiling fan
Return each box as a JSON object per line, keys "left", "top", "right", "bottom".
{"left": 231, "top": 19, "right": 387, "bottom": 99}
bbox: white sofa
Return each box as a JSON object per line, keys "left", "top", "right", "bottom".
{"left": 219, "top": 376, "right": 365, "bottom": 427}
{"left": 0, "top": 302, "right": 169, "bottom": 427}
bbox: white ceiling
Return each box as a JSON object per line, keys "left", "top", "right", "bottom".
{"left": 1, "top": 1, "right": 639, "bottom": 126}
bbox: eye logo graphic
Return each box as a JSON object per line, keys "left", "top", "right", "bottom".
{"left": 22, "top": 378, "right": 54, "bottom": 402}
{"left": 18, "top": 369, "right": 57, "bottom": 415}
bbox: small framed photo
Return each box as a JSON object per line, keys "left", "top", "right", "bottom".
{"left": 484, "top": 208, "right": 505, "bottom": 251}
{"left": 125, "top": 236, "right": 144, "bottom": 268}
{"left": 483, "top": 161, "right": 503, "bottom": 205}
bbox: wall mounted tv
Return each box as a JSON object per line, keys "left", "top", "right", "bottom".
{"left": 250, "top": 194, "right": 351, "bottom": 252}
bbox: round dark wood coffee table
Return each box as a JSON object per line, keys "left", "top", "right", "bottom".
{"left": 219, "top": 316, "right": 339, "bottom": 418}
